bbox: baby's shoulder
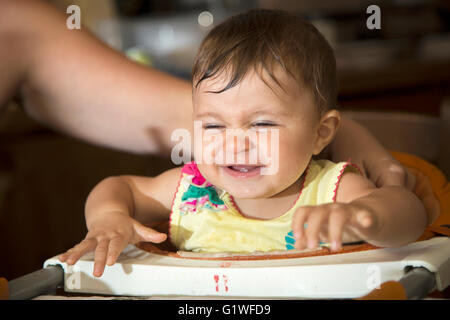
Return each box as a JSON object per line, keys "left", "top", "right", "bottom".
{"left": 308, "top": 159, "right": 361, "bottom": 181}
{"left": 304, "top": 159, "right": 371, "bottom": 204}
{"left": 331, "top": 167, "right": 376, "bottom": 204}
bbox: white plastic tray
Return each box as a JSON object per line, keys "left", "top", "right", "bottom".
{"left": 43, "top": 237, "right": 450, "bottom": 298}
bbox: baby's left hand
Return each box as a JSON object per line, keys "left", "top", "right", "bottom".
{"left": 292, "top": 202, "right": 379, "bottom": 252}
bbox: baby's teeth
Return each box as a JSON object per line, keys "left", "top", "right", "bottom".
{"left": 232, "top": 166, "right": 249, "bottom": 172}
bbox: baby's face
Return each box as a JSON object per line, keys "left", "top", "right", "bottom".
{"left": 192, "top": 69, "right": 321, "bottom": 199}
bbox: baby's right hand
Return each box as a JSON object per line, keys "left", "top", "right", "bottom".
{"left": 58, "top": 213, "right": 167, "bottom": 277}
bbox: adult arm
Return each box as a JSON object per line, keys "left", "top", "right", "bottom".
{"left": 0, "top": 0, "right": 192, "bottom": 155}
{"left": 330, "top": 116, "right": 416, "bottom": 190}
{"left": 1, "top": 0, "right": 417, "bottom": 193}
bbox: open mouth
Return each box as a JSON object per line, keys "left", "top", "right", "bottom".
{"left": 222, "top": 165, "right": 263, "bottom": 178}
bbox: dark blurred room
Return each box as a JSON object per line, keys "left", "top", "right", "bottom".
{"left": 0, "top": 0, "right": 449, "bottom": 282}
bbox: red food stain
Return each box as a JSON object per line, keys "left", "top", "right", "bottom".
{"left": 214, "top": 274, "right": 219, "bottom": 292}
{"left": 223, "top": 275, "right": 229, "bottom": 292}
{"left": 220, "top": 261, "right": 232, "bottom": 268}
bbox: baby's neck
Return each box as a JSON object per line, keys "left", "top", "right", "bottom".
{"left": 231, "top": 175, "right": 304, "bottom": 220}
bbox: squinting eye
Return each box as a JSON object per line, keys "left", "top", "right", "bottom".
{"left": 252, "top": 122, "right": 277, "bottom": 127}
{"left": 203, "top": 124, "right": 225, "bottom": 130}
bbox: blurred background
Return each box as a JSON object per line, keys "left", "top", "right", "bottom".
{"left": 1, "top": 0, "right": 449, "bottom": 280}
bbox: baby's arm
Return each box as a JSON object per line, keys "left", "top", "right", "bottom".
{"left": 59, "top": 167, "right": 182, "bottom": 277}
{"left": 292, "top": 172, "right": 427, "bottom": 251}
{"left": 336, "top": 172, "right": 428, "bottom": 246}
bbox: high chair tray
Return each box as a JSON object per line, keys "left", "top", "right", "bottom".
{"left": 43, "top": 236, "right": 450, "bottom": 298}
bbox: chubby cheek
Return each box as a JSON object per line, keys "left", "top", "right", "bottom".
{"left": 196, "top": 162, "right": 219, "bottom": 185}
{"left": 268, "top": 145, "right": 308, "bottom": 192}
{"left": 265, "top": 130, "right": 313, "bottom": 175}
{"left": 194, "top": 131, "right": 223, "bottom": 165}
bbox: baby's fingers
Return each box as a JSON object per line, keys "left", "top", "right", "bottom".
{"left": 106, "top": 237, "right": 129, "bottom": 266}
{"left": 351, "top": 208, "right": 374, "bottom": 229}
{"left": 358, "top": 212, "right": 373, "bottom": 228}
{"left": 346, "top": 204, "right": 378, "bottom": 240}
{"left": 133, "top": 220, "right": 167, "bottom": 243}
{"left": 304, "top": 208, "right": 327, "bottom": 249}
{"left": 58, "top": 239, "right": 97, "bottom": 265}
{"left": 328, "top": 209, "right": 348, "bottom": 252}
{"left": 292, "top": 206, "right": 312, "bottom": 249}
{"left": 93, "top": 239, "right": 110, "bottom": 277}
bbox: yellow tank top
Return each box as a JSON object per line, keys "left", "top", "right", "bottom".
{"left": 169, "top": 159, "right": 361, "bottom": 253}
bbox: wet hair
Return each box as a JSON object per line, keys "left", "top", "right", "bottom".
{"left": 192, "top": 9, "right": 337, "bottom": 114}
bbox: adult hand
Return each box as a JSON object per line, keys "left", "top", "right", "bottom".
{"left": 363, "top": 156, "right": 416, "bottom": 191}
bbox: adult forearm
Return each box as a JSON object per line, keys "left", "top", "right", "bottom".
{"left": 331, "top": 116, "right": 387, "bottom": 165}
{"left": 331, "top": 116, "right": 415, "bottom": 189}
{"left": 0, "top": 0, "right": 35, "bottom": 107}
{"left": 353, "top": 186, "right": 427, "bottom": 247}
{"left": 1, "top": 0, "right": 192, "bottom": 155}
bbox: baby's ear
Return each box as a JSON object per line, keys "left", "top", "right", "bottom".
{"left": 313, "top": 109, "right": 341, "bottom": 155}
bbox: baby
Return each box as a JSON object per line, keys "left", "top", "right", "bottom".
{"left": 59, "top": 9, "right": 427, "bottom": 277}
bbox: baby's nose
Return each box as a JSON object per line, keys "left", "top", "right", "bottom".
{"left": 224, "top": 130, "right": 258, "bottom": 163}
